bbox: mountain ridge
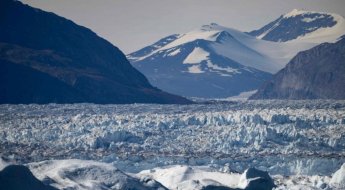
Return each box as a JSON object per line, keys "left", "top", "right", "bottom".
{"left": 129, "top": 23, "right": 275, "bottom": 98}
{"left": 129, "top": 10, "right": 345, "bottom": 99}
{"left": 250, "top": 37, "right": 345, "bottom": 100}
{"left": 128, "top": 22, "right": 321, "bottom": 98}
{"left": 0, "top": 0, "right": 191, "bottom": 104}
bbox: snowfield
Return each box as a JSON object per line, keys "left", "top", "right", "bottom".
{"left": 0, "top": 100, "right": 345, "bottom": 189}
{"left": 25, "top": 159, "right": 167, "bottom": 190}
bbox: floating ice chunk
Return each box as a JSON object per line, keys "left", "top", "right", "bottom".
{"left": 27, "top": 159, "right": 167, "bottom": 190}
{"left": 331, "top": 163, "right": 345, "bottom": 188}
{"left": 137, "top": 165, "right": 240, "bottom": 190}
{"left": 0, "top": 158, "right": 9, "bottom": 171}
{"left": 238, "top": 168, "right": 275, "bottom": 190}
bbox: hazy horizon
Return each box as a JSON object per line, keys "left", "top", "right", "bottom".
{"left": 21, "top": 0, "right": 345, "bottom": 53}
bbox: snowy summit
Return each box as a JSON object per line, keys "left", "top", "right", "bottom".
{"left": 128, "top": 18, "right": 335, "bottom": 98}
{"left": 249, "top": 9, "right": 345, "bottom": 43}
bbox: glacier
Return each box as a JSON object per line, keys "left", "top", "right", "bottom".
{"left": 0, "top": 100, "right": 345, "bottom": 189}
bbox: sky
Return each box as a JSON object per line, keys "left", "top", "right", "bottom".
{"left": 21, "top": 0, "right": 345, "bottom": 53}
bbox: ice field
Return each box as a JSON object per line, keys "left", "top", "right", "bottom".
{"left": 1, "top": 100, "right": 345, "bottom": 189}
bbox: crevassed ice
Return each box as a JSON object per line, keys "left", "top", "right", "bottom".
{"left": 0, "top": 100, "right": 344, "bottom": 176}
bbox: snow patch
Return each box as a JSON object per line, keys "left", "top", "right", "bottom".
{"left": 183, "top": 47, "right": 210, "bottom": 64}
{"left": 283, "top": 9, "right": 309, "bottom": 18}
{"left": 137, "top": 165, "right": 240, "bottom": 190}
{"left": 302, "top": 15, "right": 325, "bottom": 23}
{"left": 206, "top": 60, "right": 240, "bottom": 75}
{"left": 226, "top": 90, "right": 258, "bottom": 101}
{"left": 188, "top": 65, "right": 204, "bottom": 74}
{"left": 167, "top": 48, "right": 181, "bottom": 56}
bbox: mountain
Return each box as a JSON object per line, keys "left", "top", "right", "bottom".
{"left": 0, "top": 0, "right": 190, "bottom": 104}
{"left": 128, "top": 23, "right": 315, "bottom": 98}
{"left": 250, "top": 37, "right": 345, "bottom": 100}
{"left": 248, "top": 9, "right": 345, "bottom": 43}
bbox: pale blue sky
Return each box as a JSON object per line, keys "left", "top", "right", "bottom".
{"left": 22, "top": 0, "right": 345, "bottom": 53}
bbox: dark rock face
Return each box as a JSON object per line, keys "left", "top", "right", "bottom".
{"left": 0, "top": 165, "right": 58, "bottom": 190}
{"left": 248, "top": 11, "right": 337, "bottom": 42}
{"left": 0, "top": 0, "right": 190, "bottom": 104}
{"left": 250, "top": 37, "right": 345, "bottom": 100}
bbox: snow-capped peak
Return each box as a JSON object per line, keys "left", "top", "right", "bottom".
{"left": 160, "top": 23, "right": 241, "bottom": 50}
{"left": 129, "top": 22, "right": 317, "bottom": 74}
{"left": 283, "top": 9, "right": 310, "bottom": 18}
{"left": 249, "top": 9, "right": 345, "bottom": 43}
{"left": 128, "top": 23, "right": 235, "bottom": 62}
{"left": 283, "top": 9, "right": 340, "bottom": 19}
